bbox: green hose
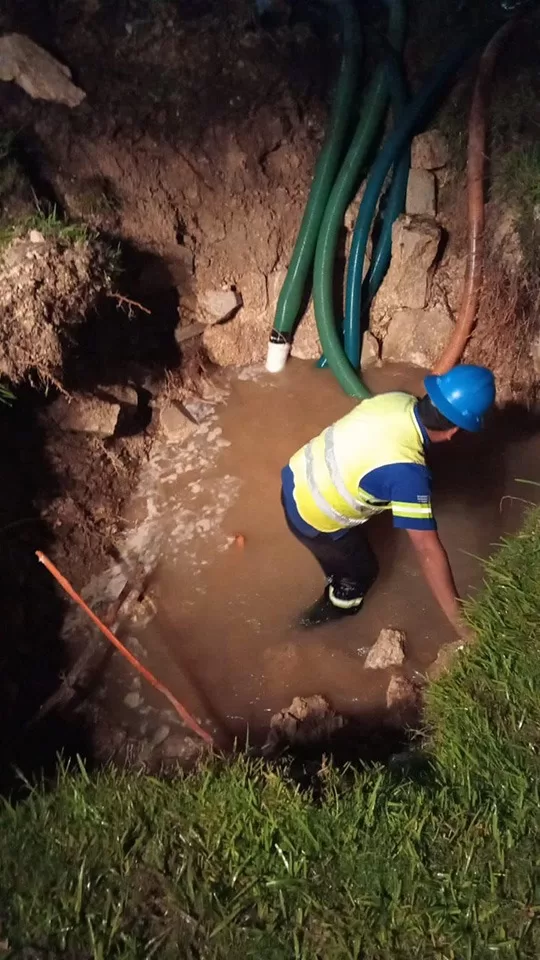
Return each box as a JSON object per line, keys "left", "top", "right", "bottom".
{"left": 324, "top": 35, "right": 485, "bottom": 397}
{"left": 266, "top": 0, "right": 362, "bottom": 370}
{"left": 313, "top": 0, "right": 406, "bottom": 398}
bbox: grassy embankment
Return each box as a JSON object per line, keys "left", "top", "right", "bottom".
{"left": 1, "top": 508, "right": 539, "bottom": 958}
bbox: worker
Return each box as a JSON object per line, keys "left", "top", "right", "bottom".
{"left": 281, "top": 364, "right": 495, "bottom": 635}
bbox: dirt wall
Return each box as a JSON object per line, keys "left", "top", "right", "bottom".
{"left": 0, "top": 0, "right": 332, "bottom": 365}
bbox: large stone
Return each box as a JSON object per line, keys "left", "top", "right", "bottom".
{"left": 406, "top": 169, "right": 436, "bottom": 218}
{"left": 203, "top": 266, "right": 322, "bottom": 366}
{"left": 158, "top": 403, "right": 198, "bottom": 443}
{"left": 203, "top": 270, "right": 269, "bottom": 366}
{"left": 382, "top": 306, "right": 454, "bottom": 368}
{"left": 199, "top": 288, "right": 242, "bottom": 325}
{"left": 364, "top": 628, "right": 406, "bottom": 670}
{"left": 411, "top": 130, "right": 450, "bottom": 170}
{"left": 45, "top": 395, "right": 120, "bottom": 437}
{"left": 0, "top": 34, "right": 86, "bottom": 106}
{"left": 262, "top": 695, "right": 345, "bottom": 756}
{"left": 370, "top": 216, "right": 442, "bottom": 337}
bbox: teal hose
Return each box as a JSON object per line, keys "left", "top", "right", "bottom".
{"left": 269, "top": 0, "right": 362, "bottom": 349}
{"left": 316, "top": 7, "right": 409, "bottom": 376}
{"left": 341, "top": 35, "right": 488, "bottom": 385}
{"left": 364, "top": 78, "right": 410, "bottom": 308}
{"left": 316, "top": 78, "right": 410, "bottom": 372}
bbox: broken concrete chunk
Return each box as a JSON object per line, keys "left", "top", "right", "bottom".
{"left": 0, "top": 34, "right": 86, "bottom": 106}
{"left": 364, "top": 628, "right": 406, "bottom": 670}
{"left": 406, "top": 169, "right": 436, "bottom": 218}
{"left": 382, "top": 306, "right": 454, "bottom": 368}
{"left": 158, "top": 403, "right": 198, "bottom": 442}
{"left": 199, "top": 288, "right": 242, "bottom": 325}
{"left": 45, "top": 395, "right": 120, "bottom": 437}
{"left": 411, "top": 130, "right": 450, "bottom": 170}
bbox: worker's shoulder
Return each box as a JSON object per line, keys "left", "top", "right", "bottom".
{"left": 358, "top": 391, "right": 416, "bottom": 414}
{"left": 363, "top": 390, "right": 415, "bottom": 404}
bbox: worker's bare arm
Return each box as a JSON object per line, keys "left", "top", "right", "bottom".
{"left": 406, "top": 528, "right": 470, "bottom": 639}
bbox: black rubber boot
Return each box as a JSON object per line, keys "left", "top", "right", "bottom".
{"left": 299, "top": 585, "right": 364, "bottom": 629}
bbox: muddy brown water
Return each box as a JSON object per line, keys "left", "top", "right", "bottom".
{"left": 128, "top": 361, "right": 540, "bottom": 745}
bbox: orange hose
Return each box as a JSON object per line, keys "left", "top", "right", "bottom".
{"left": 36, "top": 551, "right": 214, "bottom": 747}
{"left": 433, "top": 20, "right": 517, "bottom": 374}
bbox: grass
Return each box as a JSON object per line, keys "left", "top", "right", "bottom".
{"left": 0, "top": 384, "right": 14, "bottom": 406}
{"left": 0, "top": 205, "right": 95, "bottom": 251}
{"left": 1, "top": 512, "right": 540, "bottom": 958}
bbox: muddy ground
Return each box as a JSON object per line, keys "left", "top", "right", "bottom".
{"left": 0, "top": 0, "right": 539, "bottom": 782}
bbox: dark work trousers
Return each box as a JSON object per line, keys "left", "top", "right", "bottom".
{"left": 281, "top": 493, "right": 379, "bottom": 601}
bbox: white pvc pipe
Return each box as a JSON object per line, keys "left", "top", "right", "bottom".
{"left": 265, "top": 340, "right": 290, "bottom": 374}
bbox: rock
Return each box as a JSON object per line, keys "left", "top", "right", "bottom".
{"left": 150, "top": 724, "right": 171, "bottom": 748}
{"left": 426, "top": 640, "right": 465, "bottom": 681}
{"left": 124, "top": 691, "right": 143, "bottom": 709}
{"left": 386, "top": 674, "right": 422, "bottom": 726}
{"left": 364, "top": 628, "right": 406, "bottom": 670}
{"left": 175, "top": 321, "right": 205, "bottom": 345}
{"left": 411, "top": 130, "right": 450, "bottom": 170}
{"left": 370, "top": 216, "right": 442, "bottom": 336}
{"left": 96, "top": 383, "right": 138, "bottom": 407}
{"left": 28, "top": 229, "right": 45, "bottom": 244}
{"left": 362, "top": 330, "right": 379, "bottom": 367}
{"left": 203, "top": 268, "right": 322, "bottom": 366}
{"left": 45, "top": 395, "right": 120, "bottom": 437}
{"left": 199, "top": 288, "right": 242, "bottom": 325}
{"left": 262, "top": 694, "right": 345, "bottom": 756}
{"left": 382, "top": 305, "right": 454, "bottom": 367}
{"left": 158, "top": 403, "right": 198, "bottom": 442}
{"left": 0, "top": 34, "right": 86, "bottom": 106}
{"left": 435, "top": 251, "right": 466, "bottom": 315}
{"left": 159, "top": 734, "right": 204, "bottom": 762}
{"left": 290, "top": 303, "right": 321, "bottom": 361}
{"left": 406, "top": 169, "right": 436, "bottom": 218}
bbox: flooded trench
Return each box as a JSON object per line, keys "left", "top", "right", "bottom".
{"left": 115, "top": 361, "right": 540, "bottom": 745}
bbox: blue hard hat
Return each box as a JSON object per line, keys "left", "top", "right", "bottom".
{"left": 423, "top": 365, "right": 496, "bottom": 432}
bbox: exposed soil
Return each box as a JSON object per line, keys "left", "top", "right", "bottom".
{"left": 0, "top": 0, "right": 539, "bottom": 783}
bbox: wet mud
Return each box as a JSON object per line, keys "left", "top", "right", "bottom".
{"left": 122, "top": 360, "right": 540, "bottom": 746}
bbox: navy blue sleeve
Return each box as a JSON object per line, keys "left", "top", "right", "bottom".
{"left": 361, "top": 463, "right": 436, "bottom": 531}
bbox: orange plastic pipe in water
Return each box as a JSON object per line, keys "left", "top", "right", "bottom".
{"left": 36, "top": 551, "right": 214, "bottom": 747}
{"left": 433, "top": 19, "right": 517, "bottom": 374}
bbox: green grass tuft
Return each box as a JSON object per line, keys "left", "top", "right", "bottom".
{"left": 1, "top": 511, "right": 540, "bottom": 956}
{"left": 0, "top": 204, "right": 96, "bottom": 250}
